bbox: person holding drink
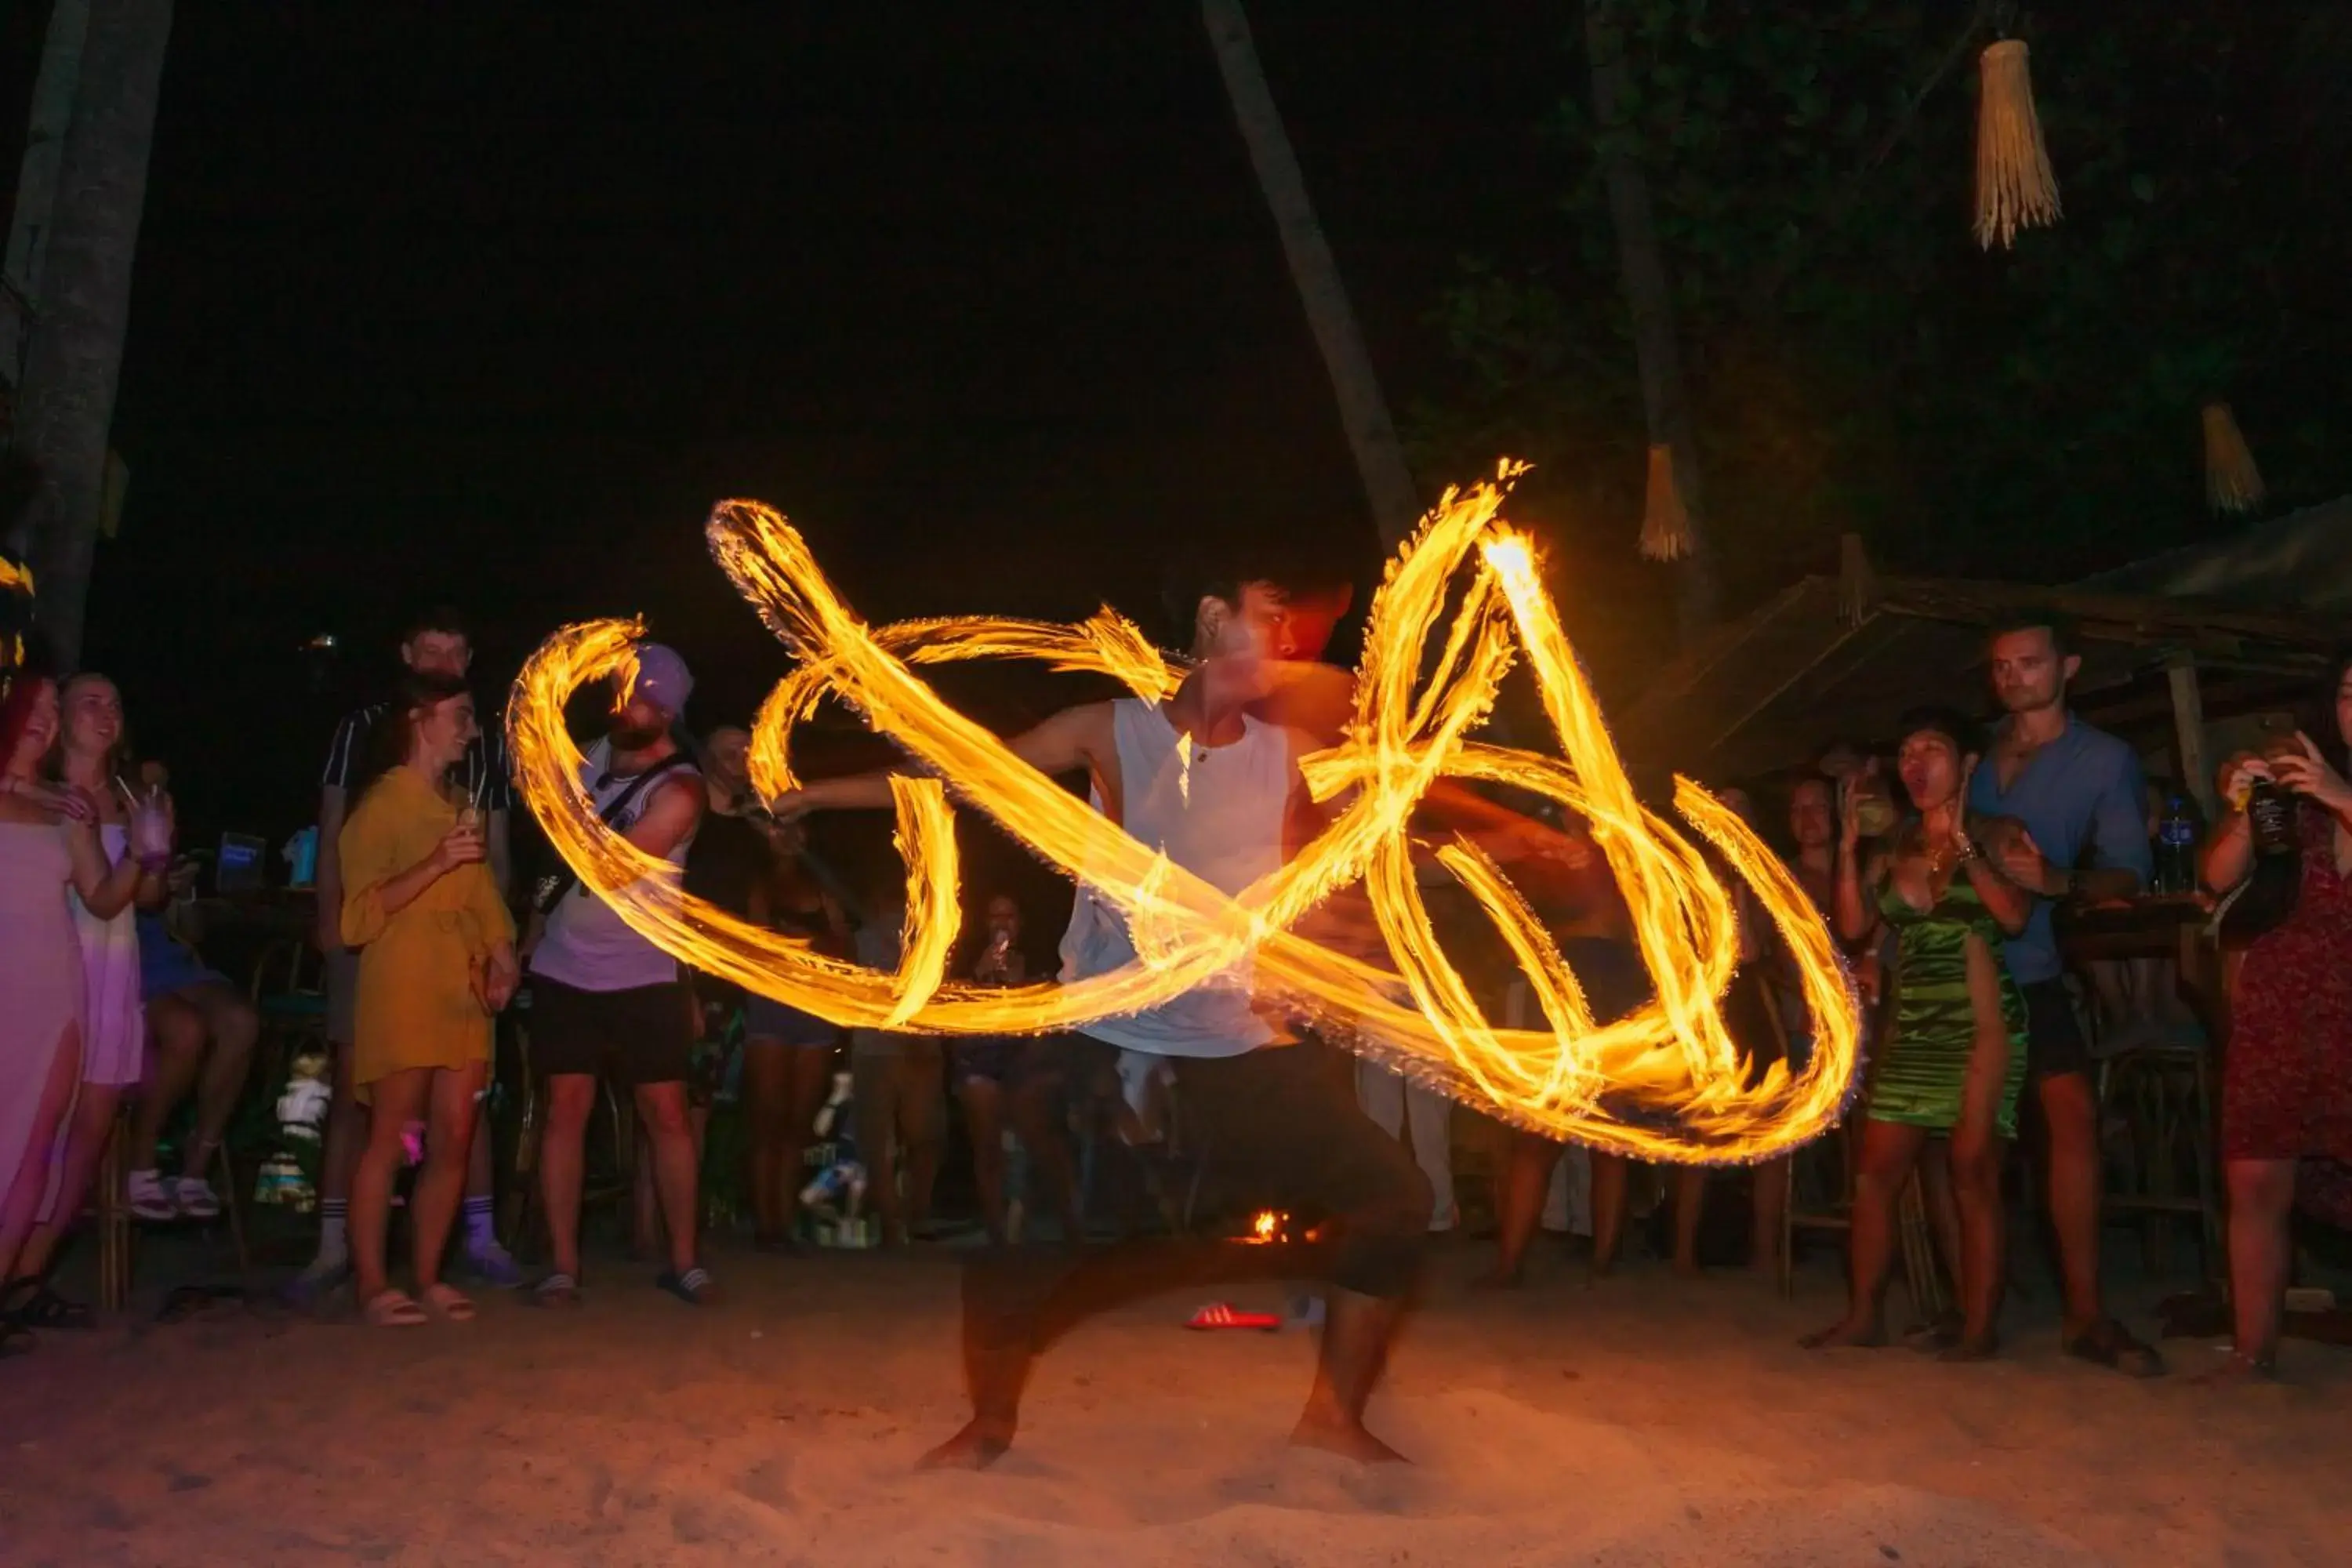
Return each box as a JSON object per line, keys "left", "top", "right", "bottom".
{"left": 6, "top": 676, "right": 175, "bottom": 1327}
{"left": 338, "top": 670, "right": 518, "bottom": 1327}
{"left": 2198, "top": 651, "right": 2352, "bottom": 1381}
{"left": 1806, "top": 709, "right": 2040, "bottom": 1360}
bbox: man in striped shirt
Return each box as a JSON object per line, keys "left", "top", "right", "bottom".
{"left": 291, "top": 606, "right": 522, "bottom": 1298}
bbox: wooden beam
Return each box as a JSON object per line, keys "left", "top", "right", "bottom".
{"left": 2168, "top": 656, "right": 2215, "bottom": 820}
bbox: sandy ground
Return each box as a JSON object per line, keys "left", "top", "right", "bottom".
{"left": 3, "top": 1236, "right": 2345, "bottom": 1567}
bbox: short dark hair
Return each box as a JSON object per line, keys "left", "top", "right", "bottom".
{"left": 1158, "top": 539, "right": 1352, "bottom": 649}
{"left": 399, "top": 604, "right": 471, "bottom": 648}
{"left": 1895, "top": 703, "right": 1983, "bottom": 759}
{"left": 1985, "top": 610, "right": 2076, "bottom": 659}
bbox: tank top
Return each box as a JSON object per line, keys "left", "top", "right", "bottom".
{"left": 530, "top": 738, "right": 702, "bottom": 992}
{"left": 1057, "top": 698, "right": 1293, "bottom": 1058}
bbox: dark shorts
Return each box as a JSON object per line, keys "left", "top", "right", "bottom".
{"left": 2020, "top": 977, "right": 2092, "bottom": 1082}
{"left": 951, "top": 1035, "right": 1075, "bottom": 1094}
{"left": 1168, "top": 1041, "right": 1432, "bottom": 1298}
{"left": 531, "top": 975, "right": 695, "bottom": 1087}
{"left": 743, "top": 993, "right": 841, "bottom": 1050}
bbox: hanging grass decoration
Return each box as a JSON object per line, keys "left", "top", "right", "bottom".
{"left": 2201, "top": 401, "right": 2267, "bottom": 515}
{"left": 1973, "top": 38, "right": 2061, "bottom": 250}
{"left": 1638, "top": 443, "right": 1693, "bottom": 561}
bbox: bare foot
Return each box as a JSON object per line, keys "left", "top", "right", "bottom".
{"left": 1799, "top": 1316, "right": 1886, "bottom": 1349}
{"left": 1470, "top": 1264, "right": 1525, "bottom": 1291}
{"left": 1672, "top": 1255, "right": 1703, "bottom": 1280}
{"left": 916, "top": 1419, "right": 1014, "bottom": 1471}
{"left": 1290, "top": 1410, "right": 1408, "bottom": 1465}
{"left": 1936, "top": 1331, "right": 2000, "bottom": 1363}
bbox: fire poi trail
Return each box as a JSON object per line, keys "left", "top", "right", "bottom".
{"left": 508, "top": 466, "right": 1860, "bottom": 1162}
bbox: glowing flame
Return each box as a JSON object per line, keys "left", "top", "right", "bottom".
{"left": 1248, "top": 1210, "right": 1283, "bottom": 1243}
{"left": 508, "top": 463, "right": 1860, "bottom": 1163}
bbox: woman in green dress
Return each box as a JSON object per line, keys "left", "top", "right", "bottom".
{"left": 1805, "top": 708, "right": 2040, "bottom": 1359}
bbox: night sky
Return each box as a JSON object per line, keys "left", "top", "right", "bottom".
{"left": 75, "top": 1, "right": 1587, "bottom": 843}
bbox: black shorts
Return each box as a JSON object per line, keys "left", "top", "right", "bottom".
{"left": 530, "top": 975, "right": 695, "bottom": 1087}
{"left": 1170, "top": 1041, "right": 1431, "bottom": 1298}
{"left": 2020, "top": 977, "right": 2091, "bottom": 1083}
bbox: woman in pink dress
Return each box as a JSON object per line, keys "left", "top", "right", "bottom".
{"left": 0, "top": 671, "right": 143, "bottom": 1349}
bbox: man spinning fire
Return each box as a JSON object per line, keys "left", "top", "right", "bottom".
{"left": 771, "top": 546, "right": 1579, "bottom": 1468}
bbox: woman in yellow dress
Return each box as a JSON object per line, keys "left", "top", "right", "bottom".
{"left": 339, "top": 671, "right": 518, "bottom": 1326}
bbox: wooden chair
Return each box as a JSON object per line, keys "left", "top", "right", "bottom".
{"left": 94, "top": 1099, "right": 250, "bottom": 1315}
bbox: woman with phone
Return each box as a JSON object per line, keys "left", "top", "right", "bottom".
{"left": 338, "top": 670, "right": 517, "bottom": 1326}
{"left": 2199, "top": 651, "right": 2352, "bottom": 1380}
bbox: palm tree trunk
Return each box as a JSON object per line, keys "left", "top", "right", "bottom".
{"left": 1202, "top": 0, "right": 1421, "bottom": 549}
{"left": 2, "top": 0, "right": 96, "bottom": 384}
{"left": 1586, "top": 0, "right": 1719, "bottom": 636}
{"left": 14, "top": 0, "right": 173, "bottom": 669}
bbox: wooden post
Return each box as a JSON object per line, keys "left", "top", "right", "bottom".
{"left": 2166, "top": 655, "right": 2214, "bottom": 822}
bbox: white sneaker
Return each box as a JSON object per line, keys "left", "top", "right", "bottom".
{"left": 126, "top": 1169, "right": 177, "bottom": 1222}
{"left": 172, "top": 1176, "right": 222, "bottom": 1220}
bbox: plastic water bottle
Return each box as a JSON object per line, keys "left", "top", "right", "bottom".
{"left": 2154, "top": 792, "right": 2198, "bottom": 894}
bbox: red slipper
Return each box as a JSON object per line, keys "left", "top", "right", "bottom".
{"left": 1187, "top": 1301, "right": 1282, "bottom": 1331}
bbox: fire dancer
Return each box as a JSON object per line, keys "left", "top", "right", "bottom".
{"left": 774, "top": 554, "right": 1511, "bottom": 1468}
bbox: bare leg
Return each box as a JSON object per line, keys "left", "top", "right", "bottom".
{"left": 1010, "top": 1074, "right": 1084, "bottom": 1242}
{"left": 741, "top": 1039, "right": 789, "bottom": 1242}
{"left": 15, "top": 1081, "right": 120, "bottom": 1279}
{"left": 1479, "top": 1131, "right": 1561, "bottom": 1287}
{"left": 1671, "top": 1167, "right": 1707, "bottom": 1276}
{"left": 1590, "top": 1152, "right": 1630, "bottom": 1276}
{"left": 307, "top": 1040, "right": 366, "bottom": 1268}
{"left": 777, "top": 1046, "right": 833, "bottom": 1236}
{"left": 132, "top": 993, "right": 207, "bottom": 1171}
{"left": 856, "top": 1055, "right": 906, "bottom": 1246}
{"left": 1944, "top": 967, "right": 2015, "bottom": 1360}
{"left": 2037, "top": 1069, "right": 2105, "bottom": 1336}
{"left": 901, "top": 1048, "right": 945, "bottom": 1235}
{"left": 0, "top": 1025, "right": 82, "bottom": 1284}
{"left": 1291, "top": 1287, "right": 1407, "bottom": 1463}
{"left": 1802, "top": 1117, "right": 1926, "bottom": 1348}
{"left": 1748, "top": 1156, "right": 1788, "bottom": 1278}
{"left": 634, "top": 1081, "right": 701, "bottom": 1277}
{"left": 2212, "top": 1158, "right": 2293, "bottom": 1377}
{"left": 353, "top": 1069, "right": 432, "bottom": 1305}
{"left": 180, "top": 984, "right": 258, "bottom": 1178}
{"left": 961, "top": 1076, "right": 1009, "bottom": 1243}
{"left": 1915, "top": 1140, "right": 1965, "bottom": 1285}
{"left": 412, "top": 1064, "right": 487, "bottom": 1294}
{"left": 539, "top": 1074, "right": 596, "bottom": 1282}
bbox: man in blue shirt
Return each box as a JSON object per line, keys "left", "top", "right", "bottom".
{"left": 1969, "top": 614, "right": 2161, "bottom": 1377}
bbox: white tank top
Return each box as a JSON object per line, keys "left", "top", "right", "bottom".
{"left": 529, "top": 738, "right": 701, "bottom": 993}
{"left": 1057, "top": 698, "right": 1292, "bottom": 1058}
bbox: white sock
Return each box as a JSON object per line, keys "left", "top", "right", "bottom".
{"left": 463, "top": 1195, "right": 496, "bottom": 1252}
{"left": 314, "top": 1203, "right": 349, "bottom": 1267}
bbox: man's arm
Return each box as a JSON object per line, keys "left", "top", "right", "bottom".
{"left": 314, "top": 711, "right": 363, "bottom": 953}
{"left": 624, "top": 775, "right": 705, "bottom": 860}
{"left": 771, "top": 702, "right": 1112, "bottom": 816}
{"left": 2078, "top": 746, "right": 2154, "bottom": 901}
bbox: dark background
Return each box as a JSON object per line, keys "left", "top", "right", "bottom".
{"left": 38, "top": 1, "right": 1579, "bottom": 858}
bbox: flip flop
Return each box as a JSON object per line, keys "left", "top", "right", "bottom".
{"left": 420, "top": 1284, "right": 477, "bottom": 1322}
{"left": 363, "top": 1290, "right": 428, "bottom": 1328}
{"left": 1186, "top": 1301, "right": 1282, "bottom": 1331}
{"left": 528, "top": 1272, "right": 582, "bottom": 1308}
{"left": 655, "top": 1266, "right": 719, "bottom": 1306}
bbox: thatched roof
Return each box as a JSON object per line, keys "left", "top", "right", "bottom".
{"left": 1617, "top": 521, "right": 2349, "bottom": 780}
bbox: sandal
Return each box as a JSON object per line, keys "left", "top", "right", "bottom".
{"left": 2063, "top": 1318, "right": 2166, "bottom": 1379}
{"left": 1186, "top": 1301, "right": 1283, "bottom": 1332}
{"left": 419, "top": 1283, "right": 477, "bottom": 1322}
{"left": 529, "top": 1272, "right": 582, "bottom": 1308}
{"left": 3, "top": 1282, "right": 92, "bottom": 1331}
{"left": 655, "top": 1266, "right": 719, "bottom": 1307}
{"left": 363, "top": 1290, "right": 429, "bottom": 1328}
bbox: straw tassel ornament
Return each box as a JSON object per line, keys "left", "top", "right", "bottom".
{"left": 1973, "top": 38, "right": 2061, "bottom": 250}
{"left": 2201, "top": 401, "right": 2266, "bottom": 515}
{"left": 1638, "top": 443, "right": 1693, "bottom": 561}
